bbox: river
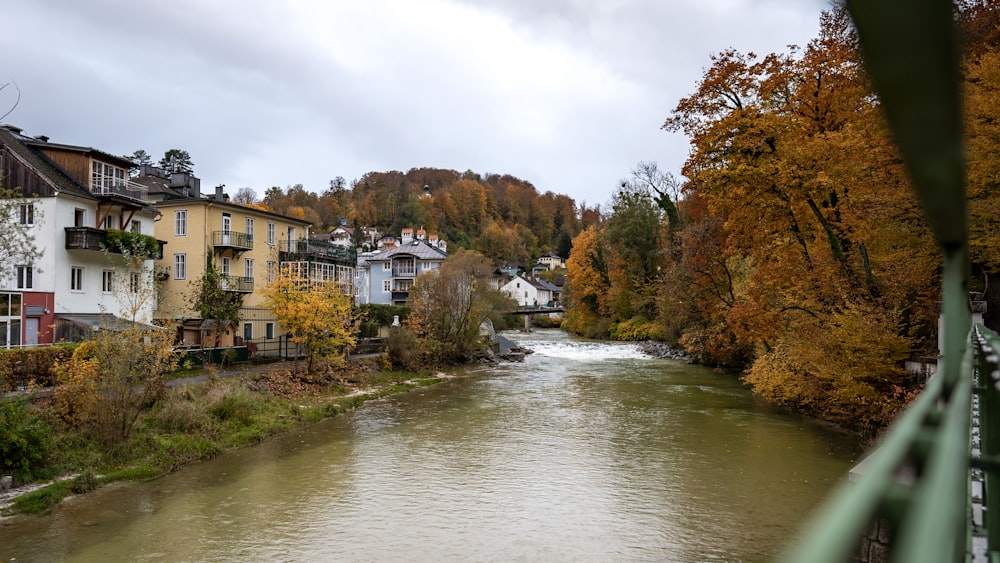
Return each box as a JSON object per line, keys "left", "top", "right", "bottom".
{"left": 1, "top": 329, "right": 861, "bottom": 562}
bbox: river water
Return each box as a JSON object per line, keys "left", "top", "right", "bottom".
{"left": 2, "top": 330, "right": 861, "bottom": 562}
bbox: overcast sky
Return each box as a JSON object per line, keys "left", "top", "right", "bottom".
{"left": 2, "top": 0, "right": 830, "bottom": 207}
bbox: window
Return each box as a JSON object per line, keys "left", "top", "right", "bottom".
{"left": 16, "top": 265, "right": 32, "bottom": 289}
{"left": 130, "top": 272, "right": 140, "bottom": 293}
{"left": 383, "top": 280, "right": 391, "bottom": 293}
{"left": 71, "top": 266, "right": 84, "bottom": 292}
{"left": 265, "top": 322, "right": 274, "bottom": 340}
{"left": 243, "top": 322, "right": 252, "bottom": 341}
{"left": 383, "top": 262, "right": 391, "bottom": 271}
{"left": 102, "top": 270, "right": 114, "bottom": 293}
{"left": 18, "top": 204, "right": 33, "bottom": 226}
{"left": 267, "top": 260, "right": 276, "bottom": 284}
{"left": 244, "top": 258, "right": 254, "bottom": 279}
{"left": 266, "top": 222, "right": 276, "bottom": 246}
{"left": 174, "top": 210, "right": 188, "bottom": 236}
{"left": 91, "top": 160, "right": 127, "bottom": 193}
{"left": 74, "top": 208, "right": 86, "bottom": 227}
{"left": 131, "top": 220, "right": 141, "bottom": 234}
{"left": 221, "top": 257, "right": 231, "bottom": 276}
{"left": 245, "top": 217, "right": 255, "bottom": 242}
{"left": 174, "top": 253, "right": 187, "bottom": 280}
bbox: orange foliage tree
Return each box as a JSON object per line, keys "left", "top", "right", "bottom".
{"left": 661, "top": 7, "right": 941, "bottom": 431}
{"left": 263, "top": 269, "right": 359, "bottom": 374}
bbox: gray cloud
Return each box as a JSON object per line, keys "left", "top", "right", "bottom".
{"left": 2, "top": 0, "right": 829, "bottom": 207}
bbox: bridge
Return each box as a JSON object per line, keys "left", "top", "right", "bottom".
{"left": 779, "top": 2, "right": 998, "bottom": 562}
{"left": 508, "top": 306, "right": 564, "bottom": 315}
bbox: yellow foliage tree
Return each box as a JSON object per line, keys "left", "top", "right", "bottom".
{"left": 263, "top": 269, "right": 359, "bottom": 373}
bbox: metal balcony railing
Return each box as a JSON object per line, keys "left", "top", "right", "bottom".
{"left": 219, "top": 275, "right": 253, "bottom": 293}
{"left": 64, "top": 227, "right": 165, "bottom": 260}
{"left": 91, "top": 180, "right": 149, "bottom": 203}
{"left": 212, "top": 231, "right": 253, "bottom": 251}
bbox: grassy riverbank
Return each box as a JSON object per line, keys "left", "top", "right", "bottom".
{"left": 2, "top": 359, "right": 446, "bottom": 516}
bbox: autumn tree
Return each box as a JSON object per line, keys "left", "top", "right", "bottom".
{"left": 232, "top": 187, "right": 259, "bottom": 207}
{"left": 657, "top": 7, "right": 940, "bottom": 430}
{"left": 263, "top": 268, "right": 359, "bottom": 373}
{"left": 405, "top": 250, "right": 515, "bottom": 362}
{"left": 53, "top": 240, "right": 176, "bottom": 445}
{"left": 563, "top": 225, "right": 611, "bottom": 337}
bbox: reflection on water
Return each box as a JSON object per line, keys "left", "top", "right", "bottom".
{"left": 1, "top": 329, "right": 861, "bottom": 562}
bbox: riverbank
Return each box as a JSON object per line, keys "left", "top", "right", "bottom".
{"left": 1, "top": 358, "right": 451, "bottom": 518}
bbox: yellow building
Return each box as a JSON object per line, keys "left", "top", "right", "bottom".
{"left": 144, "top": 176, "right": 311, "bottom": 356}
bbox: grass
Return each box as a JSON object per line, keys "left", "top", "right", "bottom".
{"left": 2, "top": 360, "right": 443, "bottom": 516}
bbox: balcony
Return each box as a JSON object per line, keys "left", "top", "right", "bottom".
{"left": 212, "top": 231, "right": 253, "bottom": 252}
{"left": 391, "top": 267, "right": 416, "bottom": 278}
{"left": 391, "top": 291, "right": 410, "bottom": 302}
{"left": 91, "top": 180, "right": 149, "bottom": 204}
{"left": 219, "top": 275, "right": 253, "bottom": 293}
{"left": 65, "top": 227, "right": 165, "bottom": 259}
{"left": 280, "top": 239, "right": 357, "bottom": 265}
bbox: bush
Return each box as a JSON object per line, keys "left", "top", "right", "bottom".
{"left": 0, "top": 345, "right": 76, "bottom": 391}
{"left": 608, "top": 317, "right": 666, "bottom": 341}
{"left": 0, "top": 396, "right": 53, "bottom": 484}
{"left": 386, "top": 327, "right": 424, "bottom": 370}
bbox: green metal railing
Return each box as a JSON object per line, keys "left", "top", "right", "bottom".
{"left": 778, "top": 1, "right": 992, "bottom": 561}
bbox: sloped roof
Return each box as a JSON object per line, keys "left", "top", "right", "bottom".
{"left": 367, "top": 239, "right": 448, "bottom": 261}
{"left": 533, "top": 278, "right": 560, "bottom": 292}
{"left": 0, "top": 125, "right": 95, "bottom": 199}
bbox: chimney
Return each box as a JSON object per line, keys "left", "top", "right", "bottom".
{"left": 215, "top": 184, "right": 225, "bottom": 202}
{"left": 34, "top": 135, "right": 49, "bottom": 142}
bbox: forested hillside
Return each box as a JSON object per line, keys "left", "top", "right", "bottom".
{"left": 259, "top": 168, "right": 599, "bottom": 265}
{"left": 564, "top": 3, "right": 1000, "bottom": 433}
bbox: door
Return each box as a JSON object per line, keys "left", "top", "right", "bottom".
{"left": 25, "top": 317, "right": 38, "bottom": 347}
{"left": 222, "top": 214, "right": 232, "bottom": 245}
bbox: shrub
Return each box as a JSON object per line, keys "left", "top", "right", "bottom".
{"left": 386, "top": 327, "right": 424, "bottom": 370}
{"left": 0, "top": 345, "right": 76, "bottom": 391}
{"left": 608, "top": 317, "right": 666, "bottom": 341}
{"left": 0, "top": 396, "right": 53, "bottom": 484}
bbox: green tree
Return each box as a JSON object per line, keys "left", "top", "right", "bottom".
{"left": 192, "top": 259, "right": 244, "bottom": 329}
{"left": 159, "top": 149, "right": 194, "bottom": 174}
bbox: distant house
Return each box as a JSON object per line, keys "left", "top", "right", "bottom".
{"left": 499, "top": 274, "right": 561, "bottom": 308}
{"left": 497, "top": 261, "right": 526, "bottom": 277}
{"left": 0, "top": 125, "right": 166, "bottom": 346}
{"left": 312, "top": 225, "right": 354, "bottom": 248}
{"left": 538, "top": 253, "right": 565, "bottom": 270}
{"left": 356, "top": 230, "right": 449, "bottom": 305}
{"left": 500, "top": 275, "right": 539, "bottom": 307}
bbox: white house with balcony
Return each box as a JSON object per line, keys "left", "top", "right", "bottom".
{"left": 0, "top": 124, "right": 165, "bottom": 346}
{"left": 356, "top": 229, "right": 448, "bottom": 305}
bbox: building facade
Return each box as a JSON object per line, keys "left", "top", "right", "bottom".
{"left": 150, "top": 182, "right": 313, "bottom": 352}
{"left": 356, "top": 229, "right": 448, "bottom": 306}
{"left": 0, "top": 125, "right": 164, "bottom": 347}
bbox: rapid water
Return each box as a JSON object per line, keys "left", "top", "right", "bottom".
{"left": 1, "top": 330, "right": 861, "bottom": 562}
